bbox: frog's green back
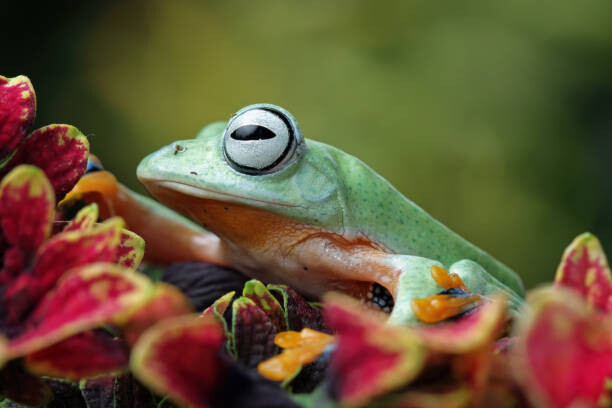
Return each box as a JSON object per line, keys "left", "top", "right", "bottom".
{"left": 319, "top": 142, "right": 524, "bottom": 296}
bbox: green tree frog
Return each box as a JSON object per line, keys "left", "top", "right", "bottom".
{"left": 136, "top": 104, "right": 524, "bottom": 324}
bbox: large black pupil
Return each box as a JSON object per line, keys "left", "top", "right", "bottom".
{"left": 231, "top": 125, "right": 276, "bottom": 141}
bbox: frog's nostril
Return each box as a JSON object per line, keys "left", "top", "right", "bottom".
{"left": 173, "top": 143, "right": 186, "bottom": 155}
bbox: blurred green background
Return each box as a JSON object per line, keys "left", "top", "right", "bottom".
{"left": 3, "top": 0, "right": 612, "bottom": 288}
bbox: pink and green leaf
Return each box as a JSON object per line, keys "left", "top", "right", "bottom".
{"left": 243, "top": 280, "right": 286, "bottom": 331}
{"left": 130, "top": 314, "right": 227, "bottom": 408}
{"left": 31, "top": 217, "right": 124, "bottom": 290}
{"left": 231, "top": 296, "right": 278, "bottom": 368}
{"left": 63, "top": 203, "right": 99, "bottom": 232}
{"left": 0, "top": 165, "right": 54, "bottom": 255}
{"left": 202, "top": 291, "right": 235, "bottom": 319}
{"left": 202, "top": 291, "right": 235, "bottom": 348}
{"left": 324, "top": 293, "right": 426, "bottom": 407}
{"left": 0, "top": 75, "right": 36, "bottom": 162}
{"left": 2, "top": 218, "right": 124, "bottom": 326}
{"left": 115, "top": 229, "right": 145, "bottom": 269}
{"left": 513, "top": 286, "right": 612, "bottom": 408}
{"left": 7, "top": 263, "right": 152, "bottom": 358}
{"left": 555, "top": 232, "right": 612, "bottom": 313}
{"left": 10, "top": 124, "right": 89, "bottom": 199}
{"left": 122, "top": 283, "right": 193, "bottom": 346}
{"left": 24, "top": 330, "right": 129, "bottom": 380}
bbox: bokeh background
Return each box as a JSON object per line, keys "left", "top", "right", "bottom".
{"left": 3, "top": 0, "right": 612, "bottom": 288}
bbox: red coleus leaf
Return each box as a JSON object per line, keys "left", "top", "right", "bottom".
{"left": 0, "top": 165, "right": 54, "bottom": 279}
{"left": 324, "top": 293, "right": 426, "bottom": 407}
{"left": 24, "top": 330, "right": 129, "bottom": 380}
{"left": 243, "top": 280, "right": 286, "bottom": 332}
{"left": 0, "top": 360, "right": 52, "bottom": 407}
{"left": 415, "top": 295, "right": 507, "bottom": 400}
{"left": 2, "top": 217, "right": 124, "bottom": 327}
{"left": 31, "top": 217, "right": 123, "bottom": 290}
{"left": 0, "top": 75, "right": 36, "bottom": 162}
{"left": 10, "top": 124, "right": 89, "bottom": 199}
{"left": 232, "top": 297, "right": 279, "bottom": 368}
{"left": 7, "top": 263, "right": 152, "bottom": 358}
{"left": 202, "top": 291, "right": 235, "bottom": 319}
{"left": 123, "top": 283, "right": 193, "bottom": 346}
{"left": 115, "top": 229, "right": 145, "bottom": 269}
{"left": 130, "top": 314, "right": 228, "bottom": 408}
{"left": 63, "top": 202, "right": 99, "bottom": 232}
{"left": 513, "top": 287, "right": 612, "bottom": 408}
{"left": 202, "top": 291, "right": 235, "bottom": 344}
{"left": 555, "top": 232, "right": 612, "bottom": 313}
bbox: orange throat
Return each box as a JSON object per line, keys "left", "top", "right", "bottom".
{"left": 143, "top": 180, "right": 399, "bottom": 312}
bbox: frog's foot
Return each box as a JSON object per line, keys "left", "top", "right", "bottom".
{"left": 386, "top": 257, "right": 523, "bottom": 325}
{"left": 410, "top": 266, "right": 482, "bottom": 323}
{"left": 60, "top": 167, "right": 120, "bottom": 218}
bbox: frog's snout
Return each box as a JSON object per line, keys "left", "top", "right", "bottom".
{"left": 136, "top": 146, "right": 168, "bottom": 183}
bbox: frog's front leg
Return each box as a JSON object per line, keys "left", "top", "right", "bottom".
{"left": 386, "top": 256, "right": 523, "bottom": 325}
{"left": 62, "top": 169, "right": 232, "bottom": 266}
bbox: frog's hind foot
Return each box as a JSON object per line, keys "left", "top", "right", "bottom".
{"left": 386, "top": 256, "right": 522, "bottom": 325}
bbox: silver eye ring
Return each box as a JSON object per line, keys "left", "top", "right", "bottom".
{"left": 222, "top": 104, "right": 303, "bottom": 175}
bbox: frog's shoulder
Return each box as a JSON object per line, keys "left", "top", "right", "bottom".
{"left": 302, "top": 139, "right": 421, "bottom": 248}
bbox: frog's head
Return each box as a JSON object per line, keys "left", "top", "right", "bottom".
{"left": 137, "top": 104, "right": 347, "bottom": 255}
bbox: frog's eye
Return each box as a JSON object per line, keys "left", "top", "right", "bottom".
{"left": 223, "top": 106, "right": 302, "bottom": 175}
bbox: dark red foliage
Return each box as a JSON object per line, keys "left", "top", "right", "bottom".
{"left": 9, "top": 264, "right": 144, "bottom": 356}
{"left": 555, "top": 233, "right": 612, "bottom": 313}
{"left": 0, "top": 360, "right": 52, "bottom": 406}
{"left": 0, "top": 173, "right": 53, "bottom": 283}
{"left": 26, "top": 330, "right": 129, "bottom": 379}
{"left": 0, "top": 76, "right": 35, "bottom": 160}
{"left": 268, "top": 285, "right": 329, "bottom": 333}
{"left": 232, "top": 298, "right": 279, "bottom": 368}
{"left": 9, "top": 125, "right": 89, "bottom": 199}
{"left": 31, "top": 220, "right": 120, "bottom": 291}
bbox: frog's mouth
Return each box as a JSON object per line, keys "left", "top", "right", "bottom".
{"left": 140, "top": 179, "right": 302, "bottom": 209}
